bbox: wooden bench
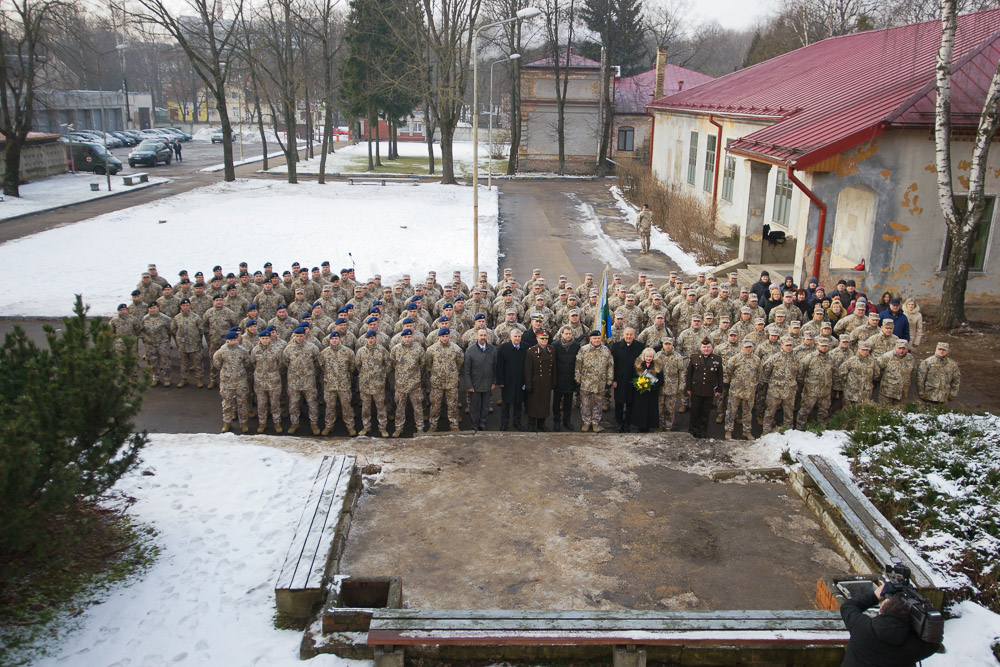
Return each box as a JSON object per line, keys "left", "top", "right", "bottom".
{"left": 275, "top": 454, "right": 356, "bottom": 617}
{"left": 367, "top": 609, "right": 849, "bottom": 667}
{"left": 347, "top": 177, "right": 419, "bottom": 186}
{"left": 123, "top": 172, "right": 149, "bottom": 186}
{"left": 799, "top": 455, "right": 945, "bottom": 597}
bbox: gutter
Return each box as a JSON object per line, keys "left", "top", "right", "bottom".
{"left": 708, "top": 114, "right": 723, "bottom": 219}
{"left": 785, "top": 164, "right": 827, "bottom": 281}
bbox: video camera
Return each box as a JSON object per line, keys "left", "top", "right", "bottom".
{"left": 882, "top": 557, "right": 944, "bottom": 644}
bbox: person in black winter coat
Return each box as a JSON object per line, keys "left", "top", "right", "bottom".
{"left": 495, "top": 330, "right": 528, "bottom": 431}
{"left": 840, "top": 584, "right": 939, "bottom": 667}
{"left": 611, "top": 328, "right": 643, "bottom": 432}
{"left": 750, "top": 270, "right": 772, "bottom": 304}
{"left": 551, "top": 327, "right": 581, "bottom": 431}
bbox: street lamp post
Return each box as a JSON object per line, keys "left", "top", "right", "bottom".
{"left": 60, "top": 123, "right": 76, "bottom": 173}
{"left": 96, "top": 43, "right": 128, "bottom": 192}
{"left": 472, "top": 7, "right": 540, "bottom": 283}
{"left": 488, "top": 53, "right": 519, "bottom": 190}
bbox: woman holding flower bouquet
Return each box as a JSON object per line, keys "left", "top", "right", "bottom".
{"left": 630, "top": 348, "right": 663, "bottom": 433}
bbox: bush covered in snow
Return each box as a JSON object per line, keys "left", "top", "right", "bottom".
{"left": 831, "top": 404, "right": 1000, "bottom": 612}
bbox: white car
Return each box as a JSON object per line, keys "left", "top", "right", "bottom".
{"left": 211, "top": 129, "right": 237, "bottom": 144}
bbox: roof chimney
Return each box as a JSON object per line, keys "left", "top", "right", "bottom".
{"left": 653, "top": 47, "right": 667, "bottom": 99}
{"left": 678, "top": 80, "right": 684, "bottom": 91}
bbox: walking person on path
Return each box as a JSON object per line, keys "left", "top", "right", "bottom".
{"left": 635, "top": 204, "right": 653, "bottom": 254}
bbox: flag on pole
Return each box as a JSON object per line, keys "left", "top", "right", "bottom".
{"left": 594, "top": 266, "right": 613, "bottom": 340}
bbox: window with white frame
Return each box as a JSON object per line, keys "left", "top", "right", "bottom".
{"left": 721, "top": 139, "right": 736, "bottom": 202}
{"left": 703, "top": 134, "right": 716, "bottom": 193}
{"left": 772, "top": 170, "right": 792, "bottom": 226}
{"left": 687, "top": 131, "right": 698, "bottom": 186}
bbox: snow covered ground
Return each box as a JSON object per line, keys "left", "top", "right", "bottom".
{"left": 610, "top": 186, "right": 709, "bottom": 274}
{"left": 267, "top": 140, "right": 492, "bottom": 176}
{"left": 8, "top": 432, "right": 998, "bottom": 666}
{"left": 0, "top": 172, "right": 168, "bottom": 222}
{"left": 0, "top": 179, "right": 498, "bottom": 318}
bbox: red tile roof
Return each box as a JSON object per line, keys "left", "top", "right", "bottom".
{"left": 647, "top": 8, "right": 1000, "bottom": 168}
{"left": 524, "top": 51, "right": 602, "bottom": 69}
{"left": 615, "top": 64, "right": 714, "bottom": 114}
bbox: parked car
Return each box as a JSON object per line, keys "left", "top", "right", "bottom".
{"left": 128, "top": 139, "right": 173, "bottom": 167}
{"left": 66, "top": 142, "right": 122, "bottom": 175}
{"left": 110, "top": 131, "right": 137, "bottom": 146}
{"left": 69, "top": 131, "right": 104, "bottom": 144}
{"left": 211, "top": 129, "right": 236, "bottom": 143}
{"left": 165, "top": 127, "right": 193, "bottom": 141}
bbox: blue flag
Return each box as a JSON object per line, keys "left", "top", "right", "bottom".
{"left": 594, "top": 266, "right": 612, "bottom": 340}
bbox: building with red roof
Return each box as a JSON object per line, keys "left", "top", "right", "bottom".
{"left": 612, "top": 51, "right": 713, "bottom": 165}
{"left": 647, "top": 8, "right": 1000, "bottom": 307}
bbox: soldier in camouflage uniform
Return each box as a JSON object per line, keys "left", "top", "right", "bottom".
{"left": 866, "top": 319, "right": 900, "bottom": 360}
{"left": 141, "top": 302, "right": 173, "bottom": 386}
{"left": 796, "top": 337, "right": 835, "bottom": 428}
{"left": 254, "top": 281, "right": 282, "bottom": 324}
{"left": 714, "top": 328, "right": 741, "bottom": 422}
{"left": 110, "top": 303, "right": 141, "bottom": 355}
{"left": 268, "top": 305, "right": 299, "bottom": 342}
{"left": 320, "top": 331, "right": 357, "bottom": 436}
{"left": 283, "top": 328, "right": 321, "bottom": 435}
{"left": 878, "top": 339, "right": 915, "bottom": 405}
{"left": 800, "top": 306, "right": 827, "bottom": 340}
{"left": 189, "top": 283, "right": 213, "bottom": 318}
{"left": 637, "top": 313, "right": 671, "bottom": 347}
{"left": 917, "top": 342, "right": 960, "bottom": 405}
{"left": 676, "top": 314, "right": 707, "bottom": 410}
{"left": 850, "top": 312, "right": 882, "bottom": 349}
{"left": 495, "top": 308, "right": 526, "bottom": 344}
{"left": 656, "top": 337, "right": 685, "bottom": 431}
{"left": 724, "top": 339, "right": 761, "bottom": 439}
{"left": 672, "top": 290, "right": 703, "bottom": 332}
{"left": 390, "top": 330, "right": 426, "bottom": 436}
{"left": 127, "top": 290, "right": 147, "bottom": 321}
{"left": 156, "top": 285, "right": 181, "bottom": 319}
{"left": 425, "top": 328, "right": 464, "bottom": 431}
{"left": 356, "top": 330, "right": 391, "bottom": 436}
{"left": 834, "top": 298, "right": 869, "bottom": 335}
{"left": 136, "top": 272, "right": 162, "bottom": 306}
{"left": 203, "top": 295, "right": 240, "bottom": 388}
{"left": 575, "top": 331, "right": 614, "bottom": 431}
{"left": 841, "top": 340, "right": 879, "bottom": 406}
{"left": 171, "top": 298, "right": 205, "bottom": 387}
{"left": 761, "top": 336, "right": 799, "bottom": 434}
{"left": 828, "top": 334, "right": 854, "bottom": 401}
{"left": 251, "top": 329, "right": 285, "bottom": 432}
{"left": 213, "top": 331, "right": 252, "bottom": 432}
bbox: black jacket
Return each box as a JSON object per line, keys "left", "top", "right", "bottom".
{"left": 522, "top": 328, "right": 542, "bottom": 350}
{"left": 685, "top": 352, "right": 723, "bottom": 397}
{"left": 750, "top": 278, "right": 772, "bottom": 304}
{"left": 611, "top": 340, "right": 644, "bottom": 402}
{"left": 495, "top": 341, "right": 527, "bottom": 403}
{"left": 552, "top": 339, "right": 581, "bottom": 393}
{"left": 840, "top": 592, "right": 939, "bottom": 667}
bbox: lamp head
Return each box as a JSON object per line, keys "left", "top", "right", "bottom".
{"left": 516, "top": 7, "right": 541, "bottom": 19}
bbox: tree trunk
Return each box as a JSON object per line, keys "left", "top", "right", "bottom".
{"left": 284, "top": 98, "right": 298, "bottom": 184}
{"left": 3, "top": 140, "right": 23, "bottom": 197}
{"left": 254, "top": 92, "right": 268, "bottom": 172}
{"left": 596, "top": 66, "right": 613, "bottom": 176}
{"left": 366, "top": 109, "right": 375, "bottom": 171}
{"left": 214, "top": 87, "right": 235, "bottom": 182}
{"left": 318, "top": 103, "right": 333, "bottom": 184}
{"left": 938, "top": 232, "right": 971, "bottom": 326}
{"left": 507, "top": 63, "right": 521, "bottom": 175}
{"left": 556, "top": 100, "right": 566, "bottom": 175}
{"left": 375, "top": 118, "right": 382, "bottom": 167}
{"left": 438, "top": 115, "right": 457, "bottom": 184}
{"left": 424, "top": 101, "right": 435, "bottom": 175}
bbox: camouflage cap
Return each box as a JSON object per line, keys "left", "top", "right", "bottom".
{"left": 754, "top": 317, "right": 765, "bottom": 325}
{"left": 790, "top": 320, "right": 801, "bottom": 327}
{"left": 741, "top": 306, "right": 753, "bottom": 314}
{"left": 803, "top": 331, "right": 816, "bottom": 340}
{"left": 839, "top": 334, "right": 851, "bottom": 342}
{"left": 687, "top": 289, "right": 698, "bottom": 296}
{"left": 780, "top": 335, "right": 794, "bottom": 345}
{"left": 704, "top": 311, "right": 715, "bottom": 319}
{"left": 816, "top": 337, "right": 832, "bottom": 347}
{"left": 742, "top": 338, "right": 754, "bottom": 347}
{"left": 895, "top": 339, "right": 909, "bottom": 349}
{"left": 936, "top": 342, "right": 950, "bottom": 350}
{"left": 506, "top": 307, "right": 518, "bottom": 315}
{"left": 720, "top": 316, "right": 731, "bottom": 323}
{"left": 767, "top": 325, "right": 781, "bottom": 336}
{"left": 662, "top": 336, "right": 674, "bottom": 345}
{"left": 821, "top": 321, "right": 833, "bottom": 330}
{"left": 858, "top": 340, "right": 871, "bottom": 350}
{"left": 882, "top": 318, "right": 894, "bottom": 326}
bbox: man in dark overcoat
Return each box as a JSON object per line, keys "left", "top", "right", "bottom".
{"left": 524, "top": 330, "right": 556, "bottom": 431}
{"left": 685, "top": 337, "right": 723, "bottom": 438}
{"left": 611, "top": 327, "right": 643, "bottom": 433}
{"left": 496, "top": 329, "right": 528, "bottom": 431}
{"left": 462, "top": 328, "right": 497, "bottom": 432}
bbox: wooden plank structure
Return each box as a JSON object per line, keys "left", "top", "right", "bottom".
{"left": 123, "top": 172, "right": 149, "bottom": 186}
{"left": 367, "top": 609, "right": 849, "bottom": 667}
{"left": 275, "top": 455, "right": 356, "bottom": 617}
{"left": 799, "top": 455, "right": 944, "bottom": 592}
{"left": 347, "top": 177, "right": 419, "bottom": 186}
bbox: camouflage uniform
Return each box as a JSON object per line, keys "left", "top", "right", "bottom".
{"left": 253, "top": 289, "right": 283, "bottom": 324}
{"left": 916, "top": 354, "right": 960, "bottom": 404}
{"left": 109, "top": 311, "right": 141, "bottom": 354}
{"left": 156, "top": 293, "right": 182, "bottom": 319}
{"left": 141, "top": 311, "right": 173, "bottom": 384}
{"left": 424, "top": 340, "right": 464, "bottom": 430}
{"left": 213, "top": 342, "right": 252, "bottom": 428}
{"left": 849, "top": 321, "right": 880, "bottom": 349}
{"left": 866, "top": 331, "right": 900, "bottom": 360}
{"left": 615, "top": 304, "right": 643, "bottom": 332}
{"left": 494, "top": 320, "right": 526, "bottom": 344}
{"left": 725, "top": 350, "right": 761, "bottom": 435}
{"left": 284, "top": 338, "right": 321, "bottom": 429}
{"left": 268, "top": 314, "right": 300, "bottom": 342}
{"left": 356, "top": 342, "right": 390, "bottom": 431}
{"left": 841, "top": 353, "right": 880, "bottom": 406}
{"left": 796, "top": 348, "right": 835, "bottom": 428}
{"left": 829, "top": 343, "right": 854, "bottom": 394}
{"left": 656, "top": 348, "right": 686, "bottom": 430}
{"left": 203, "top": 305, "right": 239, "bottom": 385}
{"left": 761, "top": 349, "right": 799, "bottom": 433}
{"left": 251, "top": 341, "right": 285, "bottom": 428}
{"left": 878, "top": 350, "right": 915, "bottom": 404}
{"left": 189, "top": 293, "right": 213, "bottom": 318}
{"left": 574, "top": 343, "right": 614, "bottom": 427}
{"left": 390, "top": 341, "right": 426, "bottom": 432}
{"left": 170, "top": 310, "right": 205, "bottom": 385}
{"left": 319, "top": 343, "right": 356, "bottom": 432}
{"left": 675, "top": 325, "right": 706, "bottom": 407}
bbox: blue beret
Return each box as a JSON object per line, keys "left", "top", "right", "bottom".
{"left": 364, "top": 330, "right": 377, "bottom": 338}
{"left": 409, "top": 296, "right": 420, "bottom": 302}
{"left": 439, "top": 315, "right": 449, "bottom": 321}
{"left": 365, "top": 317, "right": 377, "bottom": 324}
{"left": 345, "top": 304, "right": 355, "bottom": 310}
{"left": 455, "top": 296, "right": 465, "bottom": 301}
{"left": 406, "top": 303, "right": 418, "bottom": 310}
{"left": 474, "top": 313, "right": 486, "bottom": 320}
{"left": 313, "top": 301, "right": 322, "bottom": 307}
{"left": 259, "top": 329, "right": 271, "bottom": 337}
{"left": 402, "top": 317, "right": 414, "bottom": 324}
{"left": 369, "top": 307, "right": 380, "bottom": 314}
{"left": 302, "top": 312, "right": 312, "bottom": 319}
{"left": 225, "top": 331, "right": 239, "bottom": 340}
{"left": 277, "top": 303, "right": 287, "bottom": 309}
{"left": 117, "top": 303, "right": 128, "bottom": 310}
{"left": 246, "top": 319, "right": 257, "bottom": 327}
{"left": 229, "top": 326, "right": 241, "bottom": 332}
{"left": 293, "top": 327, "right": 307, "bottom": 335}
{"left": 337, "top": 306, "right": 349, "bottom": 313}
{"left": 247, "top": 304, "right": 257, "bottom": 311}
{"left": 329, "top": 331, "right": 340, "bottom": 338}
{"left": 438, "top": 327, "right": 450, "bottom": 335}
{"left": 401, "top": 328, "right": 413, "bottom": 336}
{"left": 335, "top": 317, "right": 347, "bottom": 325}
{"left": 443, "top": 302, "right": 454, "bottom": 309}
{"left": 373, "top": 300, "right": 382, "bottom": 306}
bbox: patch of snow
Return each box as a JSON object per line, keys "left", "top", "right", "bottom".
{"left": 0, "top": 172, "right": 168, "bottom": 222}
{"left": 609, "top": 185, "right": 708, "bottom": 274}
{"left": 927, "top": 472, "right": 964, "bottom": 498}
{"left": 0, "top": 179, "right": 498, "bottom": 317}
{"left": 926, "top": 600, "right": 1000, "bottom": 666}
{"left": 567, "top": 193, "right": 630, "bottom": 269}
{"left": 18, "top": 435, "right": 369, "bottom": 667}
{"left": 270, "top": 140, "right": 489, "bottom": 176}
{"left": 199, "top": 145, "right": 307, "bottom": 173}
{"left": 733, "top": 429, "right": 853, "bottom": 473}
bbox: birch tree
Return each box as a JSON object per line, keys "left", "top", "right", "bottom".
{"left": 933, "top": 0, "right": 1000, "bottom": 327}
{"left": 542, "top": 0, "right": 576, "bottom": 175}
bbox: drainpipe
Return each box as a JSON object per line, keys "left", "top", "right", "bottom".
{"left": 647, "top": 110, "right": 656, "bottom": 170}
{"left": 708, "top": 114, "right": 723, "bottom": 219}
{"left": 786, "top": 164, "right": 828, "bottom": 281}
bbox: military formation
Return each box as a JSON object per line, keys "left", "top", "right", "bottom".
{"left": 109, "top": 262, "right": 962, "bottom": 439}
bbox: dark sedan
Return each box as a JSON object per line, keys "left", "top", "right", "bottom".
{"left": 128, "top": 139, "right": 173, "bottom": 167}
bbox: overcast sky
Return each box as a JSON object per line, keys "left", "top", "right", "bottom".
{"left": 691, "top": 0, "right": 777, "bottom": 31}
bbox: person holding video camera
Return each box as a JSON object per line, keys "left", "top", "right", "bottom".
{"left": 840, "top": 582, "right": 940, "bottom": 666}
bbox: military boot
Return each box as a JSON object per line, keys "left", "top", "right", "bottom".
{"left": 392, "top": 429, "right": 403, "bottom": 438}
{"left": 257, "top": 422, "right": 267, "bottom": 434}
{"left": 207, "top": 380, "right": 216, "bottom": 389}
{"left": 274, "top": 424, "right": 283, "bottom": 434}
{"left": 321, "top": 427, "right": 332, "bottom": 436}
{"left": 221, "top": 422, "right": 230, "bottom": 433}
{"left": 581, "top": 424, "right": 590, "bottom": 432}
{"left": 177, "top": 379, "right": 188, "bottom": 388}
{"left": 593, "top": 424, "right": 602, "bottom": 433}
{"left": 196, "top": 380, "right": 204, "bottom": 388}
{"left": 724, "top": 430, "right": 732, "bottom": 439}
{"left": 287, "top": 423, "right": 299, "bottom": 435}
{"left": 715, "top": 414, "right": 724, "bottom": 424}
{"left": 743, "top": 432, "right": 754, "bottom": 441}
{"left": 347, "top": 427, "right": 357, "bottom": 436}
{"left": 240, "top": 424, "right": 248, "bottom": 434}
{"left": 380, "top": 428, "right": 389, "bottom": 437}
{"left": 162, "top": 380, "right": 171, "bottom": 387}
{"left": 311, "top": 424, "right": 321, "bottom": 436}
{"left": 150, "top": 379, "right": 158, "bottom": 387}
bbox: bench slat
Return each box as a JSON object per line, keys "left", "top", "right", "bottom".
{"left": 370, "top": 617, "right": 845, "bottom": 633}
{"left": 801, "top": 455, "right": 941, "bottom": 589}
{"left": 274, "top": 455, "right": 352, "bottom": 591}
{"left": 368, "top": 629, "right": 849, "bottom": 647}
{"left": 373, "top": 609, "right": 838, "bottom": 621}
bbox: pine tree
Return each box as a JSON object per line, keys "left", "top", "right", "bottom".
{"left": 0, "top": 296, "right": 149, "bottom": 552}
